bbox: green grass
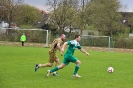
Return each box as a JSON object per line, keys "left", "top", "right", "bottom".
{"left": 0, "top": 45, "right": 133, "bottom": 88}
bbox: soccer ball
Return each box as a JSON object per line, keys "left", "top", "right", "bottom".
{"left": 107, "top": 67, "right": 114, "bottom": 73}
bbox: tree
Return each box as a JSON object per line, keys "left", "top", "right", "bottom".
{"left": 127, "top": 13, "right": 133, "bottom": 33}
{"left": 0, "top": 0, "right": 7, "bottom": 21}
{"left": 0, "top": 0, "right": 24, "bottom": 27}
{"left": 73, "top": 0, "right": 89, "bottom": 34}
{"left": 15, "top": 4, "right": 44, "bottom": 26}
{"left": 85, "top": 0, "right": 123, "bottom": 37}
{"left": 47, "top": 0, "right": 80, "bottom": 34}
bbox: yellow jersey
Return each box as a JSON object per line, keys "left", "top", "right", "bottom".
{"left": 49, "top": 38, "right": 63, "bottom": 52}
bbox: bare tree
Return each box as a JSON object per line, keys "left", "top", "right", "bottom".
{"left": 76, "top": 0, "right": 89, "bottom": 34}
{"left": 46, "top": 0, "right": 80, "bottom": 34}
{"left": 0, "top": 0, "right": 24, "bottom": 27}
{"left": 0, "top": 0, "right": 8, "bottom": 21}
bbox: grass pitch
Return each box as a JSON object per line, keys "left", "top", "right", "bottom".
{"left": 0, "top": 45, "right": 133, "bottom": 88}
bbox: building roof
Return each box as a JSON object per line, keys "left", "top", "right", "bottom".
{"left": 39, "top": 10, "right": 48, "bottom": 14}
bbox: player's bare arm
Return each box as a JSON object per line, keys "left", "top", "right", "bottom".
{"left": 61, "top": 42, "right": 68, "bottom": 53}
{"left": 57, "top": 42, "right": 61, "bottom": 51}
{"left": 80, "top": 48, "right": 89, "bottom": 56}
{"left": 57, "top": 42, "right": 63, "bottom": 55}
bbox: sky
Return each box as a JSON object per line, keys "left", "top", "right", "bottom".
{"left": 24, "top": 0, "right": 133, "bottom": 12}
{"left": 120, "top": 0, "right": 133, "bottom": 12}
{"left": 23, "top": 0, "right": 50, "bottom": 12}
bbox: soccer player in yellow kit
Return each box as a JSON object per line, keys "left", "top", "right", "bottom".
{"left": 35, "top": 34, "right": 66, "bottom": 76}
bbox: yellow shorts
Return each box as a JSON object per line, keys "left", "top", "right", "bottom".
{"left": 49, "top": 51, "right": 58, "bottom": 63}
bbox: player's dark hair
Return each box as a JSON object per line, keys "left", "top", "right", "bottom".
{"left": 75, "top": 34, "right": 80, "bottom": 39}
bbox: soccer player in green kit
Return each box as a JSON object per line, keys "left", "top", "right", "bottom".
{"left": 46, "top": 34, "right": 89, "bottom": 78}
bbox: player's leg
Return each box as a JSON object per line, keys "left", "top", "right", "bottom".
{"left": 38, "top": 51, "right": 55, "bottom": 67}
{"left": 46, "top": 54, "right": 69, "bottom": 77}
{"left": 39, "top": 62, "right": 53, "bottom": 68}
{"left": 55, "top": 58, "right": 60, "bottom": 67}
{"left": 35, "top": 62, "right": 53, "bottom": 72}
{"left": 52, "top": 63, "right": 66, "bottom": 72}
{"left": 35, "top": 51, "right": 54, "bottom": 72}
{"left": 69, "top": 55, "right": 81, "bottom": 78}
{"left": 73, "top": 60, "right": 81, "bottom": 78}
{"left": 23, "top": 41, "right": 25, "bottom": 46}
{"left": 53, "top": 57, "right": 60, "bottom": 76}
{"left": 46, "top": 63, "right": 66, "bottom": 77}
{"left": 22, "top": 41, "right": 24, "bottom": 46}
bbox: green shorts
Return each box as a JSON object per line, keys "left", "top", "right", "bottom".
{"left": 62, "top": 54, "right": 77, "bottom": 65}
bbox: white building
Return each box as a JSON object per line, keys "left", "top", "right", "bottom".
{"left": 0, "top": 21, "right": 9, "bottom": 28}
{"left": 0, "top": 21, "right": 9, "bottom": 34}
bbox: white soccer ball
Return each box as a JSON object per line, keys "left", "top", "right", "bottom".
{"left": 107, "top": 67, "right": 114, "bottom": 73}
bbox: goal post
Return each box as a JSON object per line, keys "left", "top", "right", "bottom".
{"left": 37, "top": 29, "right": 51, "bottom": 48}
{"left": 45, "top": 30, "right": 50, "bottom": 48}
{"left": 80, "top": 35, "right": 114, "bottom": 51}
{"left": 18, "top": 29, "right": 50, "bottom": 47}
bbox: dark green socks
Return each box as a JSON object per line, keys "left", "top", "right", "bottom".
{"left": 73, "top": 65, "right": 80, "bottom": 75}
{"left": 50, "top": 66, "right": 59, "bottom": 73}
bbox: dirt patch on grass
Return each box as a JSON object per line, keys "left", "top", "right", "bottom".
{"left": 0, "top": 41, "right": 133, "bottom": 53}
{"left": 84, "top": 46, "right": 133, "bottom": 53}
{"left": 0, "top": 41, "right": 46, "bottom": 47}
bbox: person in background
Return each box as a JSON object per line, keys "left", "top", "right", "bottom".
{"left": 20, "top": 33, "right": 26, "bottom": 46}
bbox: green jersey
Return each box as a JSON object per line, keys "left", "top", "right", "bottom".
{"left": 20, "top": 35, "right": 26, "bottom": 42}
{"left": 65, "top": 40, "right": 82, "bottom": 55}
